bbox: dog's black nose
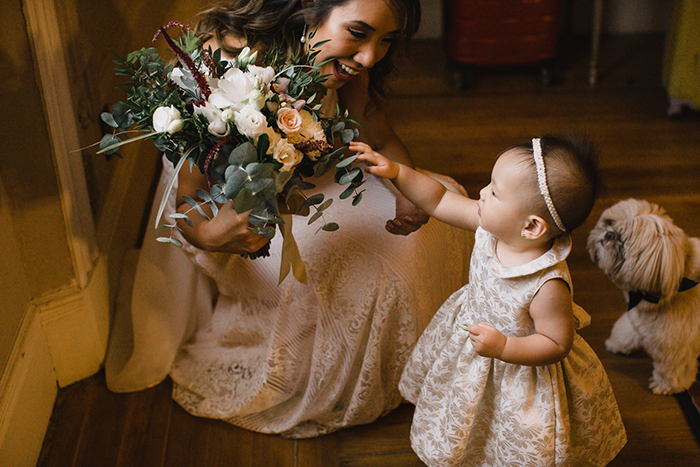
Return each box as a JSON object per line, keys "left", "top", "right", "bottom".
{"left": 604, "top": 231, "right": 617, "bottom": 244}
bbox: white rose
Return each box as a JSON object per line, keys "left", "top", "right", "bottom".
{"left": 153, "top": 105, "right": 184, "bottom": 134}
{"left": 194, "top": 102, "right": 229, "bottom": 137}
{"left": 247, "top": 65, "right": 276, "bottom": 86}
{"left": 244, "top": 89, "right": 266, "bottom": 111}
{"left": 208, "top": 68, "right": 254, "bottom": 110}
{"left": 234, "top": 105, "right": 268, "bottom": 138}
{"left": 272, "top": 138, "right": 303, "bottom": 172}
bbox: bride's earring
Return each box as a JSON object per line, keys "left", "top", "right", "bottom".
{"left": 300, "top": 23, "right": 307, "bottom": 43}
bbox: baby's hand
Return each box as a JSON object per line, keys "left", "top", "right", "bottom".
{"left": 350, "top": 141, "right": 400, "bottom": 180}
{"left": 467, "top": 323, "right": 507, "bottom": 359}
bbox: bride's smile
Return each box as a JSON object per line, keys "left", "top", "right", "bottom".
{"left": 306, "top": 0, "right": 401, "bottom": 89}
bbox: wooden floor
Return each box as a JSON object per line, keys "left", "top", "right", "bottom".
{"left": 38, "top": 34, "right": 700, "bottom": 466}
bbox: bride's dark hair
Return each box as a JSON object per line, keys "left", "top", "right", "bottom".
{"left": 195, "top": 0, "right": 421, "bottom": 105}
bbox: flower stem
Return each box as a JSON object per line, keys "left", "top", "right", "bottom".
{"left": 153, "top": 22, "right": 211, "bottom": 99}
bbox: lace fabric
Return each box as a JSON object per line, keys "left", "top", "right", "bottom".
{"left": 105, "top": 97, "right": 474, "bottom": 437}
{"left": 399, "top": 228, "right": 627, "bottom": 466}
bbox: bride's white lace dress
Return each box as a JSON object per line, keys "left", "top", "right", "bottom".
{"left": 105, "top": 93, "right": 473, "bottom": 438}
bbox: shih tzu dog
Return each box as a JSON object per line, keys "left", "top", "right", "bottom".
{"left": 588, "top": 198, "right": 700, "bottom": 395}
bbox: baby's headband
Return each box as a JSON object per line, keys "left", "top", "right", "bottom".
{"left": 532, "top": 138, "right": 566, "bottom": 232}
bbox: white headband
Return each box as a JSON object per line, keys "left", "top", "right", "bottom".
{"left": 533, "top": 138, "right": 566, "bottom": 232}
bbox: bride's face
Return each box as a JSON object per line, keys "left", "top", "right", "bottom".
{"left": 305, "top": 0, "right": 401, "bottom": 89}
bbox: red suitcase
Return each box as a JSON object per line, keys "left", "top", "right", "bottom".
{"left": 443, "top": 0, "right": 561, "bottom": 88}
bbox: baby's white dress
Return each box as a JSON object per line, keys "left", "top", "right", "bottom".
{"left": 399, "top": 228, "right": 626, "bottom": 466}
{"left": 105, "top": 89, "right": 474, "bottom": 438}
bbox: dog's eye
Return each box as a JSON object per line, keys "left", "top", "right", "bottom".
{"left": 603, "top": 218, "right": 613, "bottom": 226}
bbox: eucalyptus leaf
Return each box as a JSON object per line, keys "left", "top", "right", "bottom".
{"left": 195, "top": 188, "right": 213, "bottom": 203}
{"left": 210, "top": 184, "right": 227, "bottom": 203}
{"left": 314, "top": 159, "right": 333, "bottom": 178}
{"left": 112, "top": 101, "right": 128, "bottom": 118}
{"left": 100, "top": 112, "right": 119, "bottom": 128}
{"left": 228, "top": 141, "right": 258, "bottom": 165}
{"left": 338, "top": 167, "right": 361, "bottom": 185}
{"left": 246, "top": 178, "right": 275, "bottom": 198}
{"left": 181, "top": 195, "right": 198, "bottom": 209}
{"left": 156, "top": 237, "right": 183, "bottom": 247}
{"left": 339, "top": 184, "right": 355, "bottom": 200}
{"left": 193, "top": 203, "right": 211, "bottom": 221}
{"left": 285, "top": 187, "right": 302, "bottom": 207}
{"left": 275, "top": 170, "right": 293, "bottom": 192}
{"left": 341, "top": 129, "right": 355, "bottom": 144}
{"left": 99, "top": 134, "right": 121, "bottom": 155}
{"left": 246, "top": 162, "right": 275, "bottom": 180}
{"left": 352, "top": 191, "right": 364, "bottom": 206}
{"left": 233, "top": 187, "right": 262, "bottom": 213}
{"left": 317, "top": 198, "right": 333, "bottom": 212}
{"left": 333, "top": 121, "right": 345, "bottom": 133}
{"left": 321, "top": 222, "right": 339, "bottom": 232}
{"left": 299, "top": 193, "right": 324, "bottom": 212}
{"left": 335, "top": 154, "right": 358, "bottom": 168}
{"left": 256, "top": 226, "right": 277, "bottom": 239}
{"left": 307, "top": 210, "right": 324, "bottom": 225}
{"left": 207, "top": 201, "right": 219, "bottom": 218}
{"left": 225, "top": 169, "right": 249, "bottom": 199}
{"left": 325, "top": 145, "right": 347, "bottom": 161}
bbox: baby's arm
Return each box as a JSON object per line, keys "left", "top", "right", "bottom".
{"left": 351, "top": 141, "right": 479, "bottom": 231}
{"left": 468, "top": 278, "right": 575, "bottom": 366}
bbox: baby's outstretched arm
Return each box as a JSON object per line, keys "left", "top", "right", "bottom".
{"left": 351, "top": 141, "right": 479, "bottom": 231}
{"left": 467, "top": 279, "right": 575, "bottom": 366}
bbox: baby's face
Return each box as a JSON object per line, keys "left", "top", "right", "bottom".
{"left": 477, "top": 149, "right": 533, "bottom": 241}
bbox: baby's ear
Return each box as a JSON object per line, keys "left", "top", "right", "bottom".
{"left": 521, "top": 215, "right": 549, "bottom": 240}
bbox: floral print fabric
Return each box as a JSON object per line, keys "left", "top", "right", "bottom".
{"left": 399, "top": 228, "right": 626, "bottom": 466}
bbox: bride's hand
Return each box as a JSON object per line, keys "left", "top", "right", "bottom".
{"left": 197, "top": 203, "right": 270, "bottom": 254}
{"left": 385, "top": 193, "right": 429, "bottom": 236}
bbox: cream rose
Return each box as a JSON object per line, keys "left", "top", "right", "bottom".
{"left": 272, "top": 138, "right": 303, "bottom": 172}
{"left": 256, "top": 126, "right": 282, "bottom": 154}
{"left": 153, "top": 105, "right": 184, "bottom": 134}
{"left": 277, "top": 107, "right": 303, "bottom": 135}
{"left": 234, "top": 105, "right": 268, "bottom": 138}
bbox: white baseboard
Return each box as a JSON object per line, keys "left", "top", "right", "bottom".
{"left": 36, "top": 254, "right": 111, "bottom": 387}
{"left": 0, "top": 305, "right": 58, "bottom": 467}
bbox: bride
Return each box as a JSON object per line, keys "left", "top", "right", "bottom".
{"left": 106, "top": 0, "right": 473, "bottom": 438}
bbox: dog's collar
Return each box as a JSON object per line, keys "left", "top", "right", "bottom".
{"left": 627, "top": 277, "right": 699, "bottom": 310}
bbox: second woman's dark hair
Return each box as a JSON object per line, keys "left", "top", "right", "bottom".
{"left": 195, "top": 0, "right": 421, "bottom": 104}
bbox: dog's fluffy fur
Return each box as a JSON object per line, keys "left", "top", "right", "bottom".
{"left": 588, "top": 198, "right": 700, "bottom": 394}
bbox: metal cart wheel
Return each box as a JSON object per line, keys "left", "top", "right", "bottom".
{"left": 540, "top": 61, "right": 558, "bottom": 86}
{"left": 452, "top": 64, "right": 476, "bottom": 90}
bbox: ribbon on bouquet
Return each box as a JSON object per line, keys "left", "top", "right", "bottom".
{"left": 278, "top": 214, "right": 307, "bottom": 284}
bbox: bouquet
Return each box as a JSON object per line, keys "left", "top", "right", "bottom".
{"left": 98, "top": 22, "right": 365, "bottom": 282}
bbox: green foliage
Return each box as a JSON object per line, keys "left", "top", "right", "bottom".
{"left": 98, "top": 23, "right": 365, "bottom": 255}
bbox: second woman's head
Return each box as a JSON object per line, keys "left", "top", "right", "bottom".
{"left": 300, "top": 0, "right": 421, "bottom": 94}
{"left": 197, "top": 0, "right": 420, "bottom": 100}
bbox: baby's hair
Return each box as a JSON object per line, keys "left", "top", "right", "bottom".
{"left": 506, "top": 133, "right": 601, "bottom": 234}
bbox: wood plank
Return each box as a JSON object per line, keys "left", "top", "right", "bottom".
{"left": 296, "top": 432, "right": 341, "bottom": 467}
{"left": 114, "top": 377, "right": 173, "bottom": 467}
{"left": 36, "top": 378, "right": 95, "bottom": 467}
